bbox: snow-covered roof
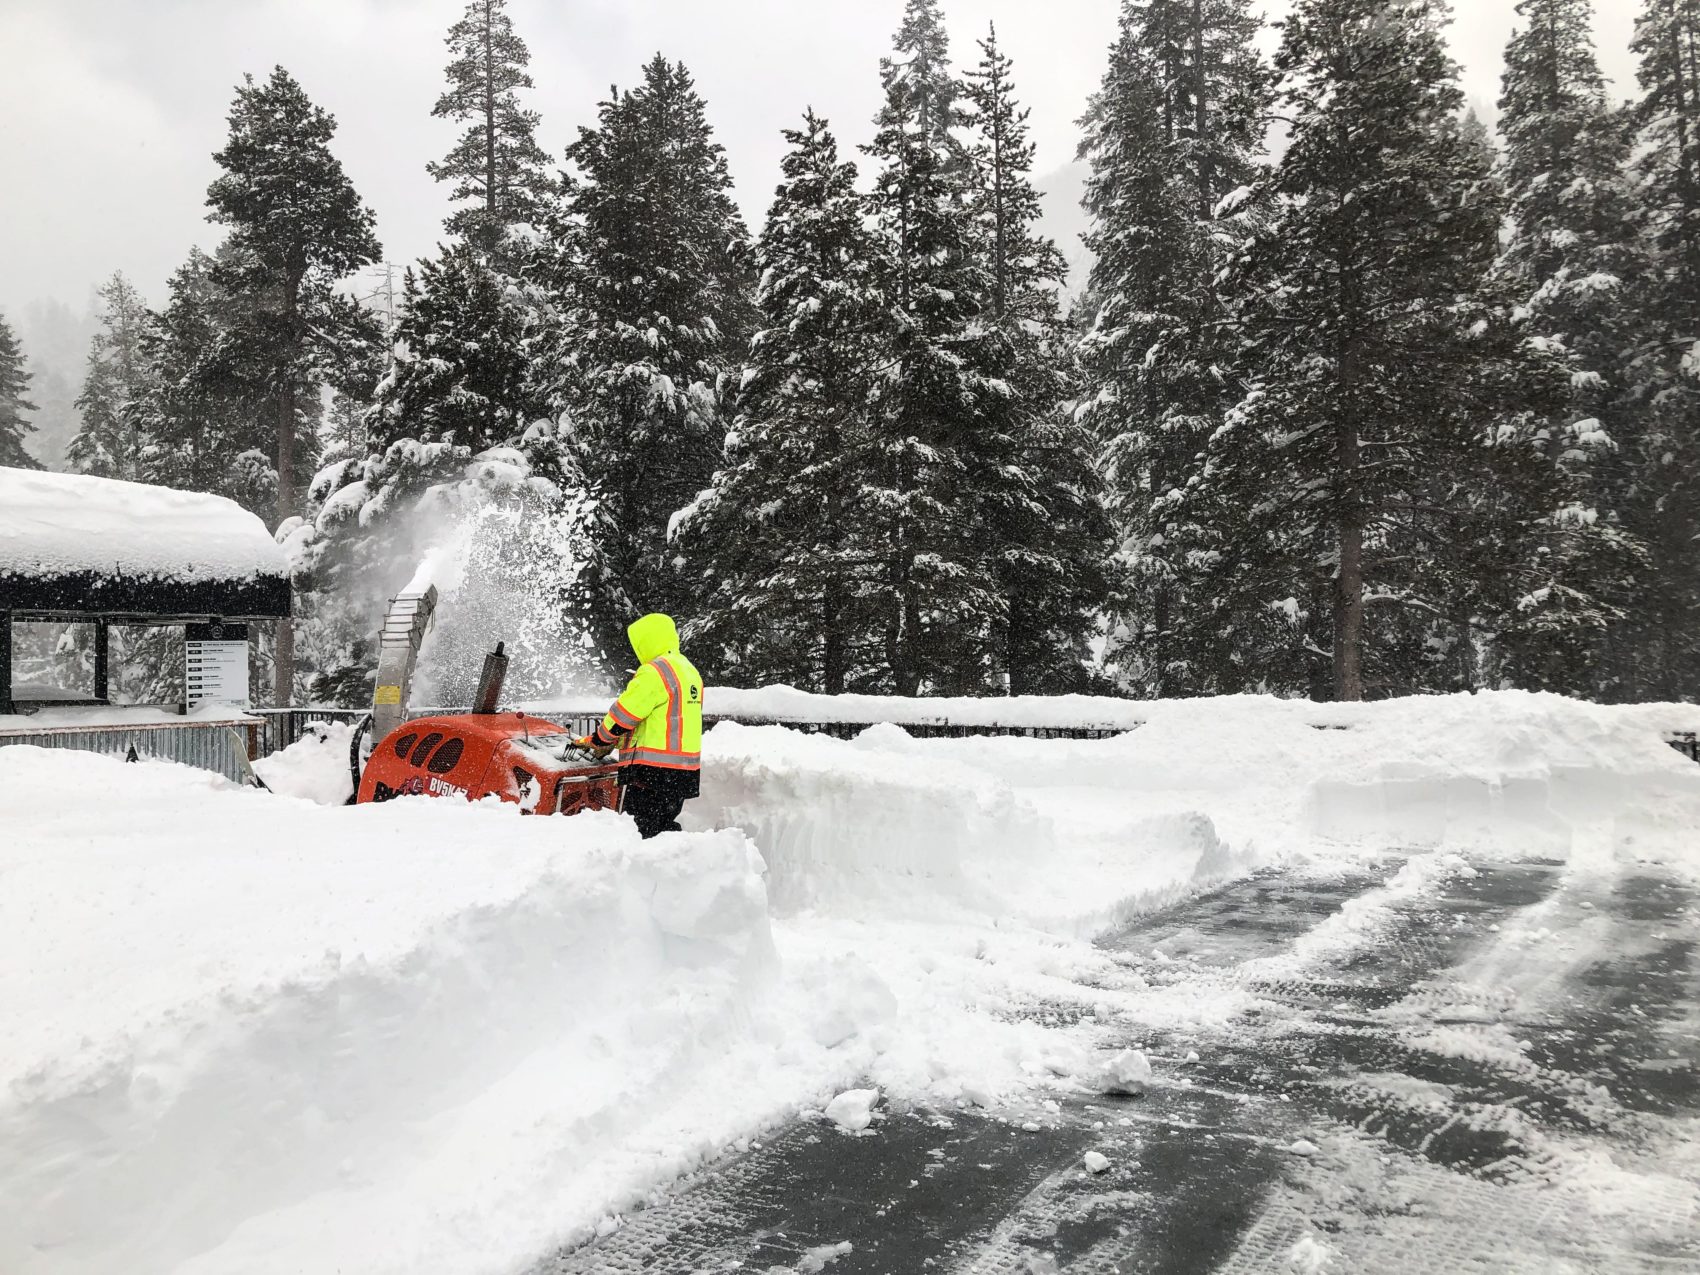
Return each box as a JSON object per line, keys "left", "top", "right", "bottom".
{"left": 0, "top": 467, "right": 291, "bottom": 619}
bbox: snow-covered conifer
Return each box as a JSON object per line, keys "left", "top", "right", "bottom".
{"left": 67, "top": 273, "right": 154, "bottom": 481}
{"left": 683, "top": 111, "right": 884, "bottom": 692}
{"left": 207, "top": 65, "right": 382, "bottom": 700}
{"left": 1076, "top": 0, "right": 1267, "bottom": 695}
{"left": 128, "top": 248, "right": 273, "bottom": 511}
{"left": 1217, "top": 0, "right": 1570, "bottom": 701}
{"left": 966, "top": 25, "right": 1112, "bottom": 692}
{"left": 0, "top": 312, "right": 39, "bottom": 470}
{"left": 1490, "top": 0, "right": 1645, "bottom": 694}
{"left": 372, "top": 244, "right": 549, "bottom": 454}
{"left": 862, "top": 0, "right": 1006, "bottom": 694}
{"left": 427, "top": 0, "right": 556, "bottom": 258}
{"left": 555, "top": 55, "right": 754, "bottom": 659}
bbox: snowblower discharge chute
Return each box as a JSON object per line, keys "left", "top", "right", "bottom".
{"left": 355, "top": 637, "right": 622, "bottom": 816}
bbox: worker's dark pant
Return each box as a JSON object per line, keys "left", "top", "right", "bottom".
{"left": 621, "top": 764, "right": 700, "bottom": 839}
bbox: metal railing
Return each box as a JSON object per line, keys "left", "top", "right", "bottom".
{"left": 244, "top": 706, "right": 1700, "bottom": 763}
{"left": 244, "top": 705, "right": 1126, "bottom": 757}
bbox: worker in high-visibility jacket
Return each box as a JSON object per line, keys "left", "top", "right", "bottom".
{"left": 578, "top": 613, "right": 703, "bottom": 838}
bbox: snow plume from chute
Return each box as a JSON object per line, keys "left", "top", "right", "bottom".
{"left": 412, "top": 490, "right": 608, "bottom": 706}
{"left": 287, "top": 433, "right": 608, "bottom": 707}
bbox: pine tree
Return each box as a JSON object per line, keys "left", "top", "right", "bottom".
{"left": 134, "top": 247, "right": 272, "bottom": 506}
{"left": 1217, "top": 0, "right": 1569, "bottom": 701}
{"left": 1076, "top": 0, "right": 1268, "bottom": 696}
{"left": 863, "top": 0, "right": 1006, "bottom": 694}
{"left": 1619, "top": 0, "right": 1700, "bottom": 697}
{"left": 555, "top": 55, "right": 754, "bottom": 662}
{"left": 67, "top": 273, "right": 154, "bottom": 480}
{"left": 427, "top": 0, "right": 556, "bottom": 256}
{"left": 1499, "top": 3, "right": 1639, "bottom": 431}
{"left": 1494, "top": 0, "right": 1646, "bottom": 694}
{"left": 372, "top": 243, "right": 550, "bottom": 453}
{"left": 207, "top": 66, "right": 382, "bottom": 703}
{"left": 886, "top": 0, "right": 963, "bottom": 152}
{"left": 0, "top": 313, "right": 40, "bottom": 470}
{"left": 966, "top": 24, "right": 1112, "bottom": 693}
{"left": 682, "top": 110, "right": 886, "bottom": 692}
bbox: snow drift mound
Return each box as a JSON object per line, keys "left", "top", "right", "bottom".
{"left": 691, "top": 721, "right": 1055, "bottom": 918}
{"left": 692, "top": 722, "right": 1244, "bottom": 931}
{"left": 691, "top": 693, "right": 1700, "bottom": 933}
{"left": 0, "top": 747, "right": 777, "bottom": 1275}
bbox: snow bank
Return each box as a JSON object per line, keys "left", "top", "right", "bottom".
{"left": 252, "top": 719, "right": 356, "bottom": 804}
{"left": 6, "top": 689, "right": 1696, "bottom": 1275}
{"left": 0, "top": 703, "right": 262, "bottom": 732}
{"left": 0, "top": 468, "right": 287, "bottom": 585}
{"left": 704, "top": 684, "right": 1153, "bottom": 730}
{"left": 0, "top": 747, "right": 783, "bottom": 1275}
{"left": 694, "top": 692, "right": 1700, "bottom": 933}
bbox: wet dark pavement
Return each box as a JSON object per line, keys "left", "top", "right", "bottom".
{"left": 539, "top": 857, "right": 1700, "bottom": 1274}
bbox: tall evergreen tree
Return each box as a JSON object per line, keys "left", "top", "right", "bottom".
{"left": 1214, "top": 0, "right": 1568, "bottom": 701}
{"left": 372, "top": 243, "right": 550, "bottom": 452}
{"left": 427, "top": 0, "right": 555, "bottom": 256}
{"left": 206, "top": 66, "right": 382, "bottom": 702}
{"left": 67, "top": 273, "right": 154, "bottom": 480}
{"left": 683, "top": 110, "right": 886, "bottom": 692}
{"left": 966, "top": 25, "right": 1112, "bottom": 692}
{"left": 555, "top": 55, "right": 754, "bottom": 662}
{"left": 1494, "top": 0, "right": 1645, "bottom": 694}
{"left": 862, "top": 0, "right": 1005, "bottom": 694}
{"left": 0, "top": 313, "right": 39, "bottom": 470}
{"left": 133, "top": 247, "right": 272, "bottom": 507}
{"left": 1499, "top": 1, "right": 1639, "bottom": 422}
{"left": 1076, "top": 0, "right": 1267, "bottom": 696}
{"left": 1619, "top": 0, "right": 1700, "bottom": 697}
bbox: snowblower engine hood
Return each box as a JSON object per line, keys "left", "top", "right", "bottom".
{"left": 627, "top": 612, "right": 680, "bottom": 665}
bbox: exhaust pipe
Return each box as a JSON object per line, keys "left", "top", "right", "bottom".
{"left": 473, "top": 641, "right": 509, "bottom": 715}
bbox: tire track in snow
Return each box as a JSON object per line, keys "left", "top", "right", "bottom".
{"left": 536, "top": 856, "right": 1699, "bottom": 1273}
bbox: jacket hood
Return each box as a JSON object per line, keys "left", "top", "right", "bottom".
{"left": 627, "top": 613, "right": 680, "bottom": 664}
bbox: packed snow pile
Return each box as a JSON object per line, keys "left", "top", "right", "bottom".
{"left": 0, "top": 468, "right": 287, "bottom": 585}
{"left": 692, "top": 691, "right": 1700, "bottom": 930}
{"left": 252, "top": 719, "right": 357, "bottom": 804}
{"left": 0, "top": 747, "right": 784, "bottom": 1275}
{"left": 701, "top": 684, "right": 1154, "bottom": 731}
{"left": 0, "top": 702, "right": 262, "bottom": 732}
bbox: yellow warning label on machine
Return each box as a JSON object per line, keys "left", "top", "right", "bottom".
{"left": 374, "top": 685, "right": 403, "bottom": 706}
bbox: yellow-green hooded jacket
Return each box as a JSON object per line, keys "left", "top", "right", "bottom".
{"left": 593, "top": 613, "right": 703, "bottom": 770}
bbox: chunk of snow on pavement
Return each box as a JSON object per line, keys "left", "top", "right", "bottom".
{"left": 1285, "top": 1233, "right": 1335, "bottom": 1272}
{"left": 824, "top": 1088, "right": 879, "bottom": 1133}
{"left": 789, "top": 1240, "right": 853, "bottom": 1272}
{"left": 1098, "top": 1049, "right": 1154, "bottom": 1095}
{"left": 1083, "top": 1150, "right": 1111, "bottom": 1173}
{"left": 1288, "top": 1138, "right": 1321, "bottom": 1157}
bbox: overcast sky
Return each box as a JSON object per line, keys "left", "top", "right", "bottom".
{"left": 0, "top": 0, "right": 1643, "bottom": 320}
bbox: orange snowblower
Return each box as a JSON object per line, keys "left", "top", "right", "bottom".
{"left": 350, "top": 584, "right": 620, "bottom": 815}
